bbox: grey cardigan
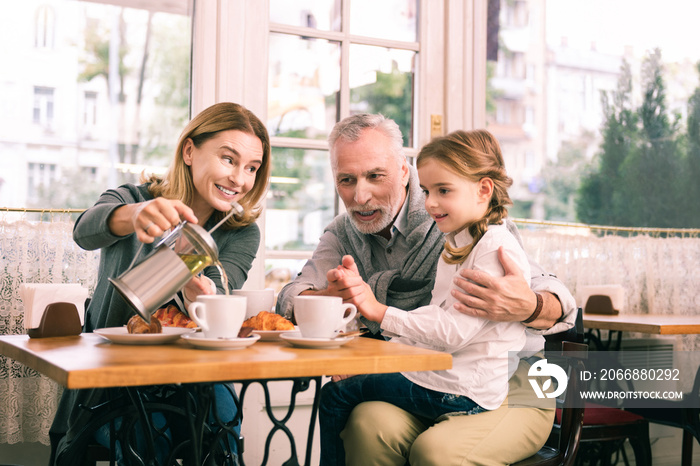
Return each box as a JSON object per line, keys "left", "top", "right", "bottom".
{"left": 73, "top": 183, "right": 259, "bottom": 330}
{"left": 52, "top": 182, "right": 260, "bottom": 447}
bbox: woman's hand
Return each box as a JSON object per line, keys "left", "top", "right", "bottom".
{"left": 183, "top": 274, "right": 216, "bottom": 304}
{"left": 109, "top": 198, "right": 198, "bottom": 243}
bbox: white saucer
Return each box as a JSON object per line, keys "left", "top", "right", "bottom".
{"left": 181, "top": 332, "right": 260, "bottom": 350}
{"left": 252, "top": 326, "right": 300, "bottom": 341}
{"left": 279, "top": 332, "right": 355, "bottom": 349}
{"left": 94, "top": 327, "right": 195, "bottom": 345}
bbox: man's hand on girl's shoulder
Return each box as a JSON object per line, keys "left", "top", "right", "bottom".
{"left": 451, "top": 246, "right": 535, "bottom": 322}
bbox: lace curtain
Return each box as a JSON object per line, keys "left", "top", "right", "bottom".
{"left": 519, "top": 227, "right": 700, "bottom": 351}
{"left": 1, "top": 217, "right": 698, "bottom": 444}
{"left": 0, "top": 219, "right": 99, "bottom": 445}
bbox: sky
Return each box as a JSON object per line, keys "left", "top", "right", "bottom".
{"left": 546, "top": 0, "right": 700, "bottom": 62}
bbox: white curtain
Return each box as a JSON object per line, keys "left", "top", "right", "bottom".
{"left": 519, "top": 227, "right": 700, "bottom": 351}
{"left": 0, "top": 219, "right": 99, "bottom": 445}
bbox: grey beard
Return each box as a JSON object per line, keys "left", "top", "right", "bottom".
{"left": 349, "top": 208, "right": 394, "bottom": 235}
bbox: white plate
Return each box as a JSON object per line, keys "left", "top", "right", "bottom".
{"left": 94, "top": 326, "right": 194, "bottom": 345}
{"left": 279, "top": 332, "right": 355, "bottom": 349}
{"left": 252, "top": 326, "right": 299, "bottom": 341}
{"left": 182, "top": 332, "right": 261, "bottom": 350}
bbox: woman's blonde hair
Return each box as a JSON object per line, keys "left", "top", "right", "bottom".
{"left": 143, "top": 102, "right": 271, "bottom": 229}
{"left": 417, "top": 129, "right": 513, "bottom": 265}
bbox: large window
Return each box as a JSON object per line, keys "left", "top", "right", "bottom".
{"left": 0, "top": 0, "right": 192, "bottom": 210}
{"left": 487, "top": 0, "right": 700, "bottom": 228}
{"left": 2, "top": 0, "right": 483, "bottom": 290}
{"left": 265, "top": 0, "right": 420, "bottom": 286}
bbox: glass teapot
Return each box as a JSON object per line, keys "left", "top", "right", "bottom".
{"left": 110, "top": 221, "right": 219, "bottom": 322}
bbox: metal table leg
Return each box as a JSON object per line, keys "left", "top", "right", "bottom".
{"left": 238, "top": 377, "right": 323, "bottom": 466}
{"left": 56, "top": 378, "right": 321, "bottom": 466}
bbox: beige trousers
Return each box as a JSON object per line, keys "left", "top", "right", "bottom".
{"left": 340, "top": 358, "right": 555, "bottom": 466}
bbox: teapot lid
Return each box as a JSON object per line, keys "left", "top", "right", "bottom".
{"left": 180, "top": 222, "right": 219, "bottom": 261}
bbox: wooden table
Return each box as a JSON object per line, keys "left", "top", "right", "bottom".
{"left": 583, "top": 313, "right": 700, "bottom": 336}
{"left": 0, "top": 333, "right": 451, "bottom": 389}
{"left": 0, "top": 334, "right": 451, "bottom": 465}
{"left": 583, "top": 313, "right": 700, "bottom": 352}
{"left": 583, "top": 313, "right": 700, "bottom": 466}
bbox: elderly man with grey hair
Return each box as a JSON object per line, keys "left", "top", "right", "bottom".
{"left": 276, "top": 113, "right": 576, "bottom": 465}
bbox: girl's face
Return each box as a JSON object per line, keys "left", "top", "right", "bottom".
{"left": 418, "top": 158, "right": 493, "bottom": 234}
{"left": 182, "top": 129, "right": 263, "bottom": 220}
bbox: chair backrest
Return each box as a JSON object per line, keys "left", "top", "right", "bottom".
{"left": 554, "top": 342, "right": 587, "bottom": 466}
{"left": 546, "top": 308, "right": 587, "bottom": 465}
{"left": 544, "top": 307, "right": 584, "bottom": 351}
{"left": 513, "top": 308, "right": 587, "bottom": 466}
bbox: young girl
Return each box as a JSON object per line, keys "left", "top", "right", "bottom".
{"left": 319, "top": 129, "right": 532, "bottom": 465}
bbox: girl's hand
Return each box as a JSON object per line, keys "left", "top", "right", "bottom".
{"left": 330, "top": 255, "right": 388, "bottom": 323}
{"left": 353, "top": 283, "right": 388, "bottom": 323}
{"left": 325, "top": 263, "right": 366, "bottom": 301}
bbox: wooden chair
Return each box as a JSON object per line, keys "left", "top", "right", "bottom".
{"left": 513, "top": 342, "right": 588, "bottom": 466}
{"left": 572, "top": 404, "right": 651, "bottom": 466}
{"left": 515, "top": 307, "right": 652, "bottom": 466}
{"left": 84, "top": 443, "right": 112, "bottom": 466}
{"left": 577, "top": 334, "right": 653, "bottom": 466}
{"left": 513, "top": 308, "right": 588, "bottom": 466}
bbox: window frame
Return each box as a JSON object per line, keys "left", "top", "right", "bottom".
{"left": 190, "top": 0, "right": 487, "bottom": 288}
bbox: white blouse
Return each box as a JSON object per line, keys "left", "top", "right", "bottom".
{"left": 381, "top": 222, "right": 533, "bottom": 410}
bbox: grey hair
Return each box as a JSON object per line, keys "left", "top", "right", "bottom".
{"left": 328, "top": 114, "right": 405, "bottom": 168}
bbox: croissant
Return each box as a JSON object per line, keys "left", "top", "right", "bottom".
{"left": 127, "top": 315, "right": 163, "bottom": 334}
{"left": 153, "top": 304, "right": 197, "bottom": 328}
{"left": 243, "top": 311, "right": 294, "bottom": 331}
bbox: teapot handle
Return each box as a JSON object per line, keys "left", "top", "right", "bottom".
{"left": 126, "top": 243, "right": 145, "bottom": 270}
{"left": 126, "top": 226, "right": 171, "bottom": 270}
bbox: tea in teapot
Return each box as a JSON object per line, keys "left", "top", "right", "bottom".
{"left": 110, "top": 222, "right": 219, "bottom": 322}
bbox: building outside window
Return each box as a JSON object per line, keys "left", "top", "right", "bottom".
{"left": 83, "top": 91, "right": 98, "bottom": 126}
{"left": 35, "top": 4, "right": 55, "bottom": 49}
{"left": 27, "top": 162, "right": 58, "bottom": 201}
{"left": 6, "top": 0, "right": 696, "bottom": 278}
{"left": 487, "top": 0, "right": 700, "bottom": 226}
{"left": 32, "top": 86, "right": 54, "bottom": 127}
{"left": 0, "top": 0, "right": 192, "bottom": 210}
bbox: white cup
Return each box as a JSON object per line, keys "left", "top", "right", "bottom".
{"left": 189, "top": 295, "right": 246, "bottom": 339}
{"left": 230, "top": 289, "right": 275, "bottom": 319}
{"left": 293, "top": 296, "right": 357, "bottom": 339}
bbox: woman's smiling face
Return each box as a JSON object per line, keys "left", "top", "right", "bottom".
{"left": 183, "top": 129, "right": 264, "bottom": 219}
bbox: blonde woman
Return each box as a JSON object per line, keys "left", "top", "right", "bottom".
{"left": 51, "top": 102, "right": 270, "bottom": 465}
{"left": 78, "top": 101, "right": 270, "bottom": 329}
